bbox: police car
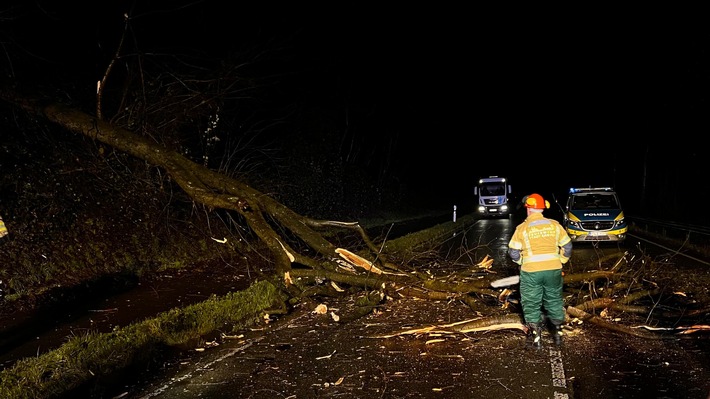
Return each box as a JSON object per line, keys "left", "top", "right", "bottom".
{"left": 563, "top": 187, "right": 627, "bottom": 242}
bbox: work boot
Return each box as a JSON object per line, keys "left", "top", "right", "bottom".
{"left": 527, "top": 322, "right": 543, "bottom": 350}
{"left": 550, "top": 319, "right": 564, "bottom": 346}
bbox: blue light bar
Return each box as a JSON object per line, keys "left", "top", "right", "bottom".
{"left": 569, "top": 187, "right": 614, "bottom": 194}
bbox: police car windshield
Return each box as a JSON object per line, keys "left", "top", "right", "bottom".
{"left": 571, "top": 194, "right": 618, "bottom": 210}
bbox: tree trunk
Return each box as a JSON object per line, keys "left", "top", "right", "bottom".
{"left": 0, "top": 88, "right": 470, "bottom": 302}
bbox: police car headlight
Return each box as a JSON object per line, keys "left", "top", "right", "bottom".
{"left": 500, "top": 205, "right": 508, "bottom": 212}
{"left": 477, "top": 206, "right": 486, "bottom": 213}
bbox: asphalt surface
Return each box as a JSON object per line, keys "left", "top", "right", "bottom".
{"left": 3, "top": 212, "right": 707, "bottom": 399}
{"left": 117, "top": 294, "right": 576, "bottom": 399}
{"left": 107, "top": 289, "right": 710, "bottom": 399}
{"left": 90, "top": 214, "right": 710, "bottom": 399}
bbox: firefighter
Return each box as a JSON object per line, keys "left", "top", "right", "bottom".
{"left": 507, "top": 193, "right": 572, "bottom": 349}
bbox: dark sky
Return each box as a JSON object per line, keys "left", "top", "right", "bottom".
{"left": 287, "top": 15, "right": 709, "bottom": 207}
{"left": 3, "top": 2, "right": 709, "bottom": 216}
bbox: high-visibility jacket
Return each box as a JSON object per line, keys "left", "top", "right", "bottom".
{"left": 508, "top": 212, "right": 572, "bottom": 272}
{"left": 0, "top": 214, "right": 7, "bottom": 239}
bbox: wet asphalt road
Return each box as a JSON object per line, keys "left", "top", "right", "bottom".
{"left": 1, "top": 212, "right": 709, "bottom": 398}
{"left": 99, "top": 214, "right": 709, "bottom": 399}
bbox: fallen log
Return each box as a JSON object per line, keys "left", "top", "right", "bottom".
{"left": 373, "top": 314, "right": 525, "bottom": 338}
{"left": 566, "top": 305, "right": 669, "bottom": 340}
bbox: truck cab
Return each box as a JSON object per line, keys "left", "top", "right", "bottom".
{"left": 474, "top": 176, "right": 512, "bottom": 218}
{"left": 563, "top": 187, "right": 627, "bottom": 242}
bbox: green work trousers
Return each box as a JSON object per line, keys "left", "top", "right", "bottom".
{"left": 520, "top": 269, "right": 565, "bottom": 323}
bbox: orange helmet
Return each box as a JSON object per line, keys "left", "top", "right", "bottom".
{"left": 524, "top": 193, "right": 550, "bottom": 209}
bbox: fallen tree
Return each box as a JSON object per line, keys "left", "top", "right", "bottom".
{"left": 1, "top": 87, "right": 708, "bottom": 343}
{"left": 0, "top": 10, "right": 708, "bottom": 398}
{"left": 1, "top": 11, "right": 708, "bottom": 342}
{"left": 2, "top": 87, "right": 710, "bottom": 399}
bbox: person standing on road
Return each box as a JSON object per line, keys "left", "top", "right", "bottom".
{"left": 507, "top": 193, "right": 572, "bottom": 349}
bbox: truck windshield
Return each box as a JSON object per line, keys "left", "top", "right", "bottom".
{"left": 480, "top": 183, "right": 505, "bottom": 196}
{"left": 571, "top": 194, "right": 618, "bottom": 210}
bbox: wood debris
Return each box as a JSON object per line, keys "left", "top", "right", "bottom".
{"left": 373, "top": 315, "right": 525, "bottom": 338}
{"left": 313, "top": 304, "right": 328, "bottom": 314}
{"left": 315, "top": 350, "right": 336, "bottom": 360}
{"left": 276, "top": 239, "right": 296, "bottom": 262}
{"left": 633, "top": 324, "right": 710, "bottom": 334}
{"left": 330, "top": 311, "right": 340, "bottom": 322}
{"left": 335, "top": 248, "right": 383, "bottom": 274}
{"left": 476, "top": 254, "right": 494, "bottom": 269}
{"left": 674, "top": 324, "right": 710, "bottom": 334}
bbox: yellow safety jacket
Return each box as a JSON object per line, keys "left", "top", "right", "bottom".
{"left": 0, "top": 214, "right": 7, "bottom": 239}
{"left": 508, "top": 212, "right": 571, "bottom": 272}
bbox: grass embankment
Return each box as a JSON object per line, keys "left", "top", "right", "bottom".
{"left": 0, "top": 279, "right": 287, "bottom": 399}
{"left": 0, "top": 212, "right": 475, "bottom": 399}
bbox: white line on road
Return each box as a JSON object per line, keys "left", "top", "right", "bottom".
{"left": 549, "top": 348, "right": 570, "bottom": 399}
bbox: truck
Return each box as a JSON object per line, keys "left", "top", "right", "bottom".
{"left": 474, "top": 176, "right": 512, "bottom": 218}
{"left": 563, "top": 187, "right": 627, "bottom": 242}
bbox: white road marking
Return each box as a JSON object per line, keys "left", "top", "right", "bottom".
{"left": 549, "top": 348, "right": 570, "bottom": 398}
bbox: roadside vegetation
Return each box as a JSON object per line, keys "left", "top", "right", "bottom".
{"left": 0, "top": 280, "right": 287, "bottom": 399}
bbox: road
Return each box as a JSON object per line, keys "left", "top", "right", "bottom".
{"left": 0, "top": 212, "right": 707, "bottom": 398}
{"left": 94, "top": 213, "right": 709, "bottom": 399}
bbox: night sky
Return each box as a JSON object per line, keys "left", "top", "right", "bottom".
{"left": 3, "top": 2, "right": 708, "bottom": 222}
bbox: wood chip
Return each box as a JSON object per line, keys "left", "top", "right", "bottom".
{"left": 335, "top": 248, "right": 383, "bottom": 274}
